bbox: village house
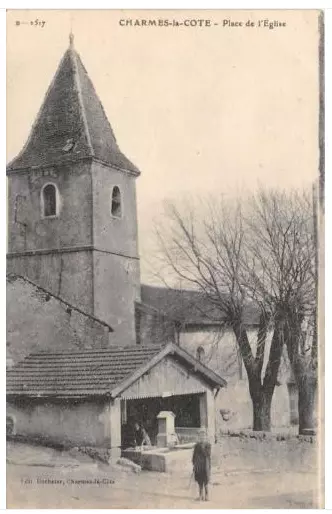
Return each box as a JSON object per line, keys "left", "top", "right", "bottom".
{"left": 7, "top": 343, "right": 225, "bottom": 455}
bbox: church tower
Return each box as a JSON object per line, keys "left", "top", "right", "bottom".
{"left": 7, "top": 35, "right": 141, "bottom": 344}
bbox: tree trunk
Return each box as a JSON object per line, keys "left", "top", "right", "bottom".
{"left": 232, "top": 320, "right": 278, "bottom": 432}
{"left": 251, "top": 390, "right": 273, "bottom": 431}
{"left": 287, "top": 382, "right": 299, "bottom": 426}
{"left": 298, "top": 374, "right": 317, "bottom": 435}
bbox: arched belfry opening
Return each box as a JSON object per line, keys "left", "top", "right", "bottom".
{"left": 41, "top": 183, "right": 58, "bottom": 218}
{"left": 111, "top": 186, "right": 122, "bottom": 218}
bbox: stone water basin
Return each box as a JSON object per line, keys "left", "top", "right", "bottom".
{"left": 122, "top": 444, "right": 194, "bottom": 473}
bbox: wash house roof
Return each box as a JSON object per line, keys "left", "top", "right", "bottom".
{"left": 6, "top": 343, "right": 226, "bottom": 399}
{"left": 7, "top": 36, "right": 139, "bottom": 175}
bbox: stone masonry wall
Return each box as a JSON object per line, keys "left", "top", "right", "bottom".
{"left": 6, "top": 274, "right": 111, "bottom": 366}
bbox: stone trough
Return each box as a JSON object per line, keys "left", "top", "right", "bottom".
{"left": 122, "top": 444, "right": 194, "bottom": 473}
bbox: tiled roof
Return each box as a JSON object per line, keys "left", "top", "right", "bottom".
{"left": 7, "top": 40, "right": 139, "bottom": 175}
{"left": 6, "top": 343, "right": 226, "bottom": 399}
{"left": 7, "top": 346, "right": 161, "bottom": 398}
{"left": 141, "top": 285, "right": 260, "bottom": 326}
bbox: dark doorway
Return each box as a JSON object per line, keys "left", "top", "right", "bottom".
{"left": 121, "top": 393, "right": 201, "bottom": 447}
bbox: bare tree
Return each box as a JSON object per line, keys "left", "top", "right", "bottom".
{"left": 153, "top": 188, "right": 316, "bottom": 432}
{"left": 279, "top": 187, "right": 318, "bottom": 435}
{"left": 243, "top": 188, "right": 317, "bottom": 434}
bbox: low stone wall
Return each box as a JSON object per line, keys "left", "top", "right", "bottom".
{"left": 6, "top": 434, "right": 118, "bottom": 463}
{"left": 74, "top": 446, "right": 113, "bottom": 464}
{"left": 219, "top": 428, "right": 316, "bottom": 443}
{"left": 176, "top": 427, "right": 200, "bottom": 443}
{"left": 214, "top": 430, "right": 318, "bottom": 473}
{"left": 7, "top": 433, "right": 72, "bottom": 452}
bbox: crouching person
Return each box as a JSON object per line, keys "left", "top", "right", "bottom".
{"left": 192, "top": 428, "right": 211, "bottom": 501}
{"left": 134, "top": 422, "right": 151, "bottom": 448}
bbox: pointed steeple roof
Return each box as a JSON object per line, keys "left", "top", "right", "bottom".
{"left": 7, "top": 36, "right": 140, "bottom": 175}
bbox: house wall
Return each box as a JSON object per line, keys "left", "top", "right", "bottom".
{"left": 7, "top": 399, "right": 112, "bottom": 447}
{"left": 6, "top": 275, "right": 110, "bottom": 366}
{"left": 179, "top": 327, "right": 293, "bottom": 431}
{"left": 180, "top": 327, "right": 242, "bottom": 379}
{"left": 109, "top": 398, "right": 121, "bottom": 450}
{"left": 215, "top": 380, "right": 290, "bottom": 431}
{"left": 136, "top": 307, "right": 175, "bottom": 346}
{"left": 199, "top": 390, "right": 215, "bottom": 442}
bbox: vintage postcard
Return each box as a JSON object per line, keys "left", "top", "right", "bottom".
{"left": 6, "top": 9, "right": 324, "bottom": 508}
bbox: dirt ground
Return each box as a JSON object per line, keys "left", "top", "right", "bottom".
{"left": 6, "top": 440, "right": 322, "bottom": 509}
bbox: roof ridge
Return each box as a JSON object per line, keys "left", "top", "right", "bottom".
{"left": 70, "top": 47, "right": 94, "bottom": 156}
{"left": 74, "top": 52, "right": 119, "bottom": 148}
{"left": 141, "top": 283, "right": 201, "bottom": 293}
{"left": 16, "top": 345, "right": 163, "bottom": 357}
{"left": 72, "top": 48, "right": 140, "bottom": 175}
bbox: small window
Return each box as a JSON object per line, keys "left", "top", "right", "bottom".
{"left": 196, "top": 346, "right": 205, "bottom": 364}
{"left": 41, "top": 183, "right": 58, "bottom": 218}
{"left": 111, "top": 186, "right": 122, "bottom": 218}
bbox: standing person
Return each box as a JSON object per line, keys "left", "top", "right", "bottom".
{"left": 192, "top": 428, "right": 211, "bottom": 501}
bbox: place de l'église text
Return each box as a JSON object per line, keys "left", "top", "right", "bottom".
{"left": 119, "top": 18, "right": 287, "bottom": 29}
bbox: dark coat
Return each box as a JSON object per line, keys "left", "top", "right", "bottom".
{"left": 192, "top": 441, "right": 211, "bottom": 485}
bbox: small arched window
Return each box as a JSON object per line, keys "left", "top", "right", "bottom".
{"left": 196, "top": 346, "right": 205, "bottom": 364}
{"left": 111, "top": 186, "right": 122, "bottom": 218}
{"left": 41, "top": 183, "right": 59, "bottom": 218}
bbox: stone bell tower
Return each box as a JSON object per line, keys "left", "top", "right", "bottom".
{"left": 7, "top": 35, "right": 141, "bottom": 344}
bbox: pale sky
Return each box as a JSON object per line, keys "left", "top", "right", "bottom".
{"left": 6, "top": 10, "right": 320, "bottom": 282}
